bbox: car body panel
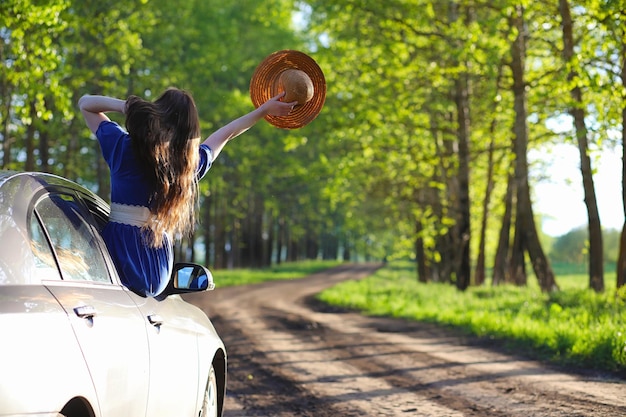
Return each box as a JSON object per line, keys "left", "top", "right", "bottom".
{"left": 0, "top": 171, "right": 226, "bottom": 417}
{"left": 0, "top": 285, "right": 99, "bottom": 416}
{"left": 44, "top": 281, "right": 150, "bottom": 417}
{"left": 131, "top": 293, "right": 210, "bottom": 416}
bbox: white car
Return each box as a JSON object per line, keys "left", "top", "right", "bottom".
{"left": 0, "top": 171, "right": 226, "bottom": 417}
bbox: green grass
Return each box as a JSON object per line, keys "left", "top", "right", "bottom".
{"left": 211, "top": 259, "right": 343, "bottom": 287}
{"left": 209, "top": 259, "right": 626, "bottom": 375}
{"left": 317, "top": 260, "right": 626, "bottom": 375}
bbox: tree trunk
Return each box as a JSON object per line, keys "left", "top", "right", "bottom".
{"left": 213, "top": 185, "right": 227, "bottom": 270}
{"left": 448, "top": 1, "right": 472, "bottom": 290}
{"left": 342, "top": 233, "right": 351, "bottom": 261}
{"left": 285, "top": 220, "right": 297, "bottom": 262}
{"left": 509, "top": 196, "right": 528, "bottom": 286}
{"left": 434, "top": 231, "right": 454, "bottom": 284}
{"left": 39, "top": 131, "right": 50, "bottom": 172}
{"left": 321, "top": 230, "right": 339, "bottom": 260}
{"left": 215, "top": 219, "right": 226, "bottom": 270}
{"left": 275, "top": 216, "right": 285, "bottom": 265}
{"left": 24, "top": 100, "right": 36, "bottom": 171}
{"left": 427, "top": 112, "right": 452, "bottom": 284}
{"left": 1, "top": 89, "right": 12, "bottom": 168}
{"left": 252, "top": 194, "right": 264, "bottom": 267}
{"left": 264, "top": 210, "right": 274, "bottom": 267}
{"left": 38, "top": 97, "right": 53, "bottom": 172}
{"left": 618, "top": 226, "right": 626, "bottom": 288}
{"left": 415, "top": 218, "right": 429, "bottom": 283}
{"left": 559, "top": 0, "right": 604, "bottom": 292}
{"left": 203, "top": 194, "right": 212, "bottom": 267}
{"left": 509, "top": 5, "right": 558, "bottom": 292}
{"left": 475, "top": 69, "right": 502, "bottom": 285}
{"left": 287, "top": 237, "right": 298, "bottom": 262}
{"left": 241, "top": 192, "right": 264, "bottom": 268}
{"left": 616, "top": 41, "right": 626, "bottom": 289}
{"left": 454, "top": 75, "right": 472, "bottom": 290}
{"left": 474, "top": 140, "right": 495, "bottom": 286}
{"left": 493, "top": 172, "right": 515, "bottom": 285}
{"left": 308, "top": 237, "right": 318, "bottom": 260}
{"left": 188, "top": 232, "right": 196, "bottom": 262}
{"left": 230, "top": 220, "right": 240, "bottom": 269}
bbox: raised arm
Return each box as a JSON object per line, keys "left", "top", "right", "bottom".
{"left": 78, "top": 95, "right": 126, "bottom": 134}
{"left": 202, "top": 93, "right": 295, "bottom": 161}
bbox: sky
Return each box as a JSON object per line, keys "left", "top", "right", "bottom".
{"left": 529, "top": 143, "right": 624, "bottom": 237}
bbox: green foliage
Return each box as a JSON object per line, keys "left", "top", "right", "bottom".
{"left": 0, "top": 0, "right": 73, "bottom": 169}
{"left": 549, "top": 227, "right": 622, "bottom": 263}
{"left": 2, "top": 0, "right": 626, "bottom": 273}
{"left": 551, "top": 227, "right": 589, "bottom": 263}
{"left": 318, "top": 260, "right": 626, "bottom": 373}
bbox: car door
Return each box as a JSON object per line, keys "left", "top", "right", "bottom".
{"left": 76, "top": 189, "right": 204, "bottom": 415}
{"left": 129, "top": 292, "right": 201, "bottom": 417}
{"left": 33, "top": 191, "right": 151, "bottom": 417}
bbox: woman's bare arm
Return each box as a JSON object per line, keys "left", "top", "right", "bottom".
{"left": 202, "top": 93, "right": 295, "bottom": 161}
{"left": 78, "top": 95, "right": 126, "bottom": 134}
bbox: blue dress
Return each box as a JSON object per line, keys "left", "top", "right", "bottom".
{"left": 96, "top": 121, "right": 212, "bottom": 297}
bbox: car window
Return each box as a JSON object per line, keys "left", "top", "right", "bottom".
{"left": 34, "top": 193, "right": 111, "bottom": 283}
{"left": 29, "top": 213, "right": 62, "bottom": 281}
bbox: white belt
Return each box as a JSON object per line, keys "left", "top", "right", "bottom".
{"left": 109, "top": 202, "right": 151, "bottom": 227}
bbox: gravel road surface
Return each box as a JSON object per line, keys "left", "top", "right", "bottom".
{"left": 185, "top": 263, "right": 626, "bottom": 417}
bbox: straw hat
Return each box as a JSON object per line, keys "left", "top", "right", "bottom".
{"left": 250, "top": 50, "right": 326, "bottom": 129}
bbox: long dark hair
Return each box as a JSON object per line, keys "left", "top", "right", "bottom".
{"left": 124, "top": 88, "right": 201, "bottom": 247}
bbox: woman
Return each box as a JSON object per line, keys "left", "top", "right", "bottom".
{"left": 79, "top": 88, "right": 294, "bottom": 296}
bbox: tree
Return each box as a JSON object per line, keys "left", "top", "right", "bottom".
{"left": 449, "top": 1, "right": 473, "bottom": 290}
{"left": 4, "top": 0, "right": 624, "bottom": 278}
{"left": 474, "top": 67, "right": 506, "bottom": 286}
{"left": 136, "top": 0, "right": 309, "bottom": 266}
{"left": 558, "top": 0, "right": 604, "bottom": 292}
{"left": 620, "top": 38, "right": 626, "bottom": 289}
{"left": 508, "top": 5, "right": 558, "bottom": 292}
{"left": 0, "top": 0, "right": 70, "bottom": 170}
{"left": 601, "top": 3, "right": 626, "bottom": 289}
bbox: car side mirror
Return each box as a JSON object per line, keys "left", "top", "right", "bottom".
{"left": 156, "top": 263, "right": 215, "bottom": 300}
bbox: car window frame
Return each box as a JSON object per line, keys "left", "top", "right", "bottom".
{"left": 30, "top": 187, "right": 118, "bottom": 286}
{"left": 77, "top": 191, "right": 126, "bottom": 287}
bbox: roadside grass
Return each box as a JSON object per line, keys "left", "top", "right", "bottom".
{"left": 211, "top": 259, "right": 343, "bottom": 287}
{"left": 317, "top": 260, "right": 626, "bottom": 375}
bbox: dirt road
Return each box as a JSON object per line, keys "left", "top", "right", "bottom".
{"left": 185, "top": 263, "right": 626, "bottom": 417}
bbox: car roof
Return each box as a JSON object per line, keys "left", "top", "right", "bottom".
{"left": 0, "top": 170, "right": 109, "bottom": 210}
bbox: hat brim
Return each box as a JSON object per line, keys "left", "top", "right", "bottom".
{"left": 250, "top": 50, "right": 326, "bottom": 129}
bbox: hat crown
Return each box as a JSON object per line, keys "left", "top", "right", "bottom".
{"left": 279, "top": 69, "right": 314, "bottom": 105}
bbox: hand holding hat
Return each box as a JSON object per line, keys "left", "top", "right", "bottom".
{"left": 259, "top": 92, "right": 298, "bottom": 117}
{"left": 250, "top": 50, "right": 326, "bottom": 129}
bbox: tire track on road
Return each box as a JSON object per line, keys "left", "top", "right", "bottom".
{"left": 186, "top": 263, "right": 626, "bottom": 417}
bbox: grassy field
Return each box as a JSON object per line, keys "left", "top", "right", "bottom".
{"left": 317, "top": 260, "right": 626, "bottom": 375}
